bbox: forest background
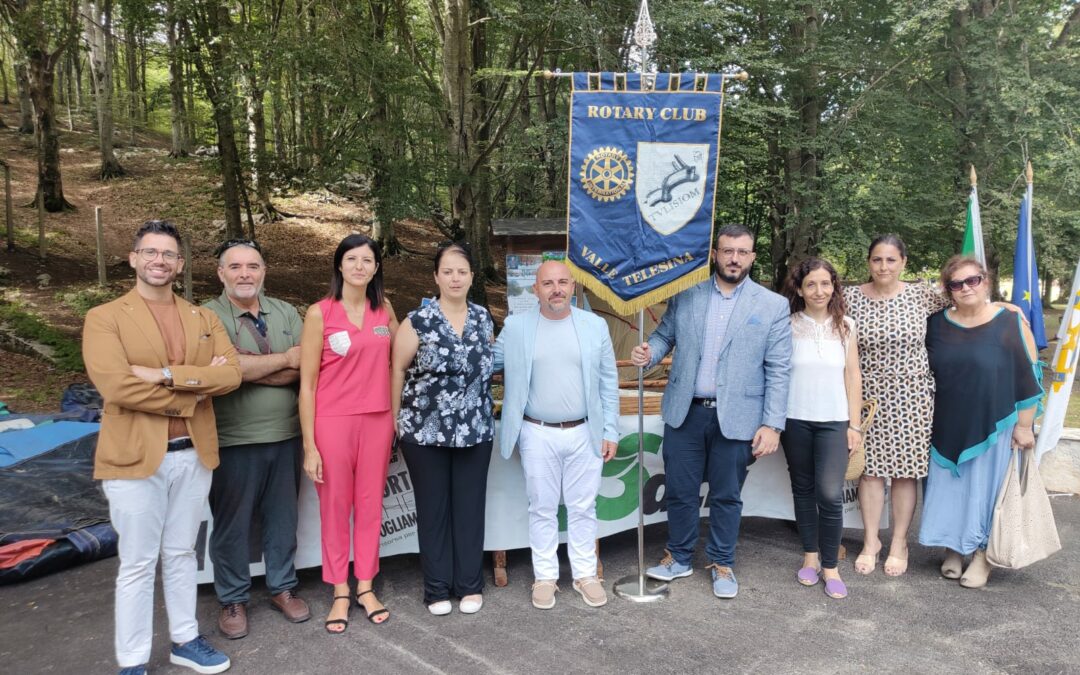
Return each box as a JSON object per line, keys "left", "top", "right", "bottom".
{"left": 0, "top": 0, "right": 1078, "bottom": 415}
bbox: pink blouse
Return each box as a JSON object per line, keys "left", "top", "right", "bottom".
{"left": 314, "top": 298, "right": 391, "bottom": 416}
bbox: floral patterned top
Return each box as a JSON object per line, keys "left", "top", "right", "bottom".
{"left": 398, "top": 299, "right": 495, "bottom": 447}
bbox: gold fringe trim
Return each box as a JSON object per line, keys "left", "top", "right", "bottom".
{"left": 565, "top": 258, "right": 709, "bottom": 316}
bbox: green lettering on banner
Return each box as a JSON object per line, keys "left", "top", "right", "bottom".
{"left": 557, "top": 431, "right": 665, "bottom": 531}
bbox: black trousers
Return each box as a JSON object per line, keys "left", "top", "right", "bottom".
{"left": 400, "top": 439, "right": 492, "bottom": 604}
{"left": 780, "top": 419, "right": 848, "bottom": 569}
{"left": 208, "top": 437, "right": 302, "bottom": 605}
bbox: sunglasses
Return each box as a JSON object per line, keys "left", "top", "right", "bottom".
{"left": 214, "top": 238, "right": 263, "bottom": 258}
{"left": 945, "top": 274, "right": 984, "bottom": 292}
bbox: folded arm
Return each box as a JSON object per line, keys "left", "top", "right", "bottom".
{"left": 82, "top": 309, "right": 199, "bottom": 417}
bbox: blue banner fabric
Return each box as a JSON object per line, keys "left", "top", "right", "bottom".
{"left": 565, "top": 72, "right": 727, "bottom": 314}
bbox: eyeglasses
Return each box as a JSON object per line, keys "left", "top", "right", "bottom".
{"left": 945, "top": 274, "right": 984, "bottom": 292}
{"left": 214, "top": 238, "right": 262, "bottom": 258}
{"left": 134, "top": 247, "right": 181, "bottom": 262}
{"left": 718, "top": 247, "right": 754, "bottom": 258}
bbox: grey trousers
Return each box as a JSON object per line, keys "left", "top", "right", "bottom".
{"left": 208, "top": 437, "right": 302, "bottom": 605}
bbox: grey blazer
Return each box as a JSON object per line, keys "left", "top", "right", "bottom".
{"left": 646, "top": 277, "right": 792, "bottom": 440}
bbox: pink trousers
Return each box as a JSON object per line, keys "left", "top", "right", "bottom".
{"left": 314, "top": 411, "right": 393, "bottom": 583}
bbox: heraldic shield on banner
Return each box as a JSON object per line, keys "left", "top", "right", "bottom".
{"left": 636, "top": 142, "right": 709, "bottom": 235}
{"left": 565, "top": 72, "right": 729, "bottom": 315}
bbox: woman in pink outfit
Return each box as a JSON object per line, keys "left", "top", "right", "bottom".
{"left": 299, "top": 234, "right": 398, "bottom": 633}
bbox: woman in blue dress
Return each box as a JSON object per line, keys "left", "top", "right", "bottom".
{"left": 918, "top": 256, "right": 1042, "bottom": 588}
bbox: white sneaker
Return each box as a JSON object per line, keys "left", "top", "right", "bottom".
{"left": 427, "top": 600, "right": 452, "bottom": 616}
{"left": 459, "top": 595, "right": 483, "bottom": 614}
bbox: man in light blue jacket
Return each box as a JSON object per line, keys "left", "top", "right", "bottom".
{"left": 631, "top": 224, "right": 792, "bottom": 599}
{"left": 494, "top": 260, "right": 619, "bottom": 610}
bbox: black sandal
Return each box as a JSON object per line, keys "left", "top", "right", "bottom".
{"left": 324, "top": 595, "right": 351, "bottom": 634}
{"left": 356, "top": 589, "right": 390, "bottom": 624}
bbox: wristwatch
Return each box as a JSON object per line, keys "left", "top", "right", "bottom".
{"left": 162, "top": 367, "right": 174, "bottom": 386}
{"left": 768, "top": 425, "right": 783, "bottom": 434}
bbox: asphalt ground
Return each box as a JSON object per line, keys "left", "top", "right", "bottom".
{"left": 2, "top": 497, "right": 1079, "bottom": 675}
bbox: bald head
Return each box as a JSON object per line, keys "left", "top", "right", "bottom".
{"left": 533, "top": 260, "right": 575, "bottom": 319}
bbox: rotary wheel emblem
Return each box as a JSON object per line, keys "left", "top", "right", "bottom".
{"left": 580, "top": 146, "right": 634, "bottom": 202}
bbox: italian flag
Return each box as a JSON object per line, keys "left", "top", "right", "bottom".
{"left": 961, "top": 183, "right": 986, "bottom": 265}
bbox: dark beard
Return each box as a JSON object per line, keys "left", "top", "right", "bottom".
{"left": 717, "top": 265, "right": 750, "bottom": 285}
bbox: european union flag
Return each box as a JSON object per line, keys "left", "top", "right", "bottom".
{"left": 565, "top": 72, "right": 727, "bottom": 315}
{"left": 1011, "top": 185, "right": 1048, "bottom": 350}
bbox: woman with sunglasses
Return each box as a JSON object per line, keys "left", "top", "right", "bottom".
{"left": 781, "top": 258, "right": 863, "bottom": 599}
{"left": 390, "top": 241, "right": 495, "bottom": 616}
{"left": 918, "top": 256, "right": 1041, "bottom": 588}
{"left": 842, "top": 235, "right": 950, "bottom": 577}
{"left": 299, "top": 234, "right": 398, "bottom": 633}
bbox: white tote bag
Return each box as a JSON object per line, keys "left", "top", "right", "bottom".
{"left": 986, "top": 448, "right": 1061, "bottom": 569}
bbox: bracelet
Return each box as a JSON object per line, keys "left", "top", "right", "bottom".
{"left": 849, "top": 424, "right": 864, "bottom": 434}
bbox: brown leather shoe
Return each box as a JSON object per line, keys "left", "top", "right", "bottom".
{"left": 218, "top": 603, "right": 248, "bottom": 639}
{"left": 270, "top": 590, "right": 311, "bottom": 623}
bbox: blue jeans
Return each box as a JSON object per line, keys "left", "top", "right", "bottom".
{"left": 662, "top": 401, "right": 754, "bottom": 567}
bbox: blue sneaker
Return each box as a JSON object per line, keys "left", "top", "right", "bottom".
{"left": 118, "top": 666, "right": 147, "bottom": 675}
{"left": 645, "top": 550, "right": 693, "bottom": 581}
{"left": 170, "top": 635, "right": 231, "bottom": 674}
{"left": 708, "top": 564, "right": 738, "bottom": 598}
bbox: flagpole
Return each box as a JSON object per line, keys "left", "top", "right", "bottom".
{"left": 614, "top": 0, "right": 669, "bottom": 604}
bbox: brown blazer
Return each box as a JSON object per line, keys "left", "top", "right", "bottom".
{"left": 83, "top": 288, "right": 242, "bottom": 479}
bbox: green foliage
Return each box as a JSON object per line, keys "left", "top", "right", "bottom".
{"left": 56, "top": 285, "right": 122, "bottom": 317}
{"left": 0, "top": 302, "right": 84, "bottom": 372}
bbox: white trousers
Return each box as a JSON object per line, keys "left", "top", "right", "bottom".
{"left": 518, "top": 422, "right": 602, "bottom": 580}
{"left": 103, "top": 449, "right": 211, "bottom": 667}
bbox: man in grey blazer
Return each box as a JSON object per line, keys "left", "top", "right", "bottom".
{"left": 630, "top": 224, "right": 792, "bottom": 599}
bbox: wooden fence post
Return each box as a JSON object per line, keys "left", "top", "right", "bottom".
{"left": 37, "top": 185, "right": 45, "bottom": 259}
{"left": 182, "top": 235, "right": 193, "bottom": 302}
{"left": 3, "top": 162, "right": 12, "bottom": 252}
{"left": 95, "top": 206, "right": 107, "bottom": 286}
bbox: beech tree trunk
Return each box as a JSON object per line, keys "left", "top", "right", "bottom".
{"left": 181, "top": 8, "right": 243, "bottom": 238}
{"left": 0, "top": 54, "right": 8, "bottom": 104}
{"left": 166, "top": 4, "right": 189, "bottom": 157}
{"left": 27, "top": 51, "right": 74, "bottom": 211}
{"left": 82, "top": 0, "right": 126, "bottom": 179}
{"left": 244, "top": 69, "right": 276, "bottom": 221}
{"left": 124, "top": 16, "right": 137, "bottom": 144}
{"left": 15, "top": 64, "right": 35, "bottom": 134}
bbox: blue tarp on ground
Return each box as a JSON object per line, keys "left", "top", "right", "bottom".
{"left": 0, "top": 421, "right": 100, "bottom": 468}
{"left": 0, "top": 418, "right": 116, "bottom": 584}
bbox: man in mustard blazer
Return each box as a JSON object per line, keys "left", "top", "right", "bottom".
{"left": 83, "top": 220, "right": 241, "bottom": 675}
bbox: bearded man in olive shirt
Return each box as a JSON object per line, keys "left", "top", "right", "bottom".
{"left": 203, "top": 239, "right": 309, "bottom": 639}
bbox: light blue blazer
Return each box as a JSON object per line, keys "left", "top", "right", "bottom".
{"left": 646, "top": 277, "right": 792, "bottom": 440}
{"left": 493, "top": 305, "right": 620, "bottom": 459}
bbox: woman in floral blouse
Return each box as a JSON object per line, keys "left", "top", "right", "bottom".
{"left": 391, "top": 241, "right": 495, "bottom": 616}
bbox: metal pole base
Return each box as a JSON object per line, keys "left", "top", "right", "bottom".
{"left": 613, "top": 574, "right": 669, "bottom": 603}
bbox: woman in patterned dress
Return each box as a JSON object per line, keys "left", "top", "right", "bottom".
{"left": 843, "top": 235, "right": 948, "bottom": 577}
{"left": 391, "top": 241, "right": 495, "bottom": 616}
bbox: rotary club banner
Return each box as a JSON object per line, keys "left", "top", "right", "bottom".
{"left": 565, "top": 72, "right": 727, "bottom": 314}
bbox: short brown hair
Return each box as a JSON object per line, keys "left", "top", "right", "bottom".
{"left": 939, "top": 255, "right": 988, "bottom": 300}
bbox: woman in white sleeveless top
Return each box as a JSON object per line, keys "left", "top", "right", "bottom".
{"left": 780, "top": 258, "right": 863, "bottom": 599}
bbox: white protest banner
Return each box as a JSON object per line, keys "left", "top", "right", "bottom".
{"left": 195, "top": 415, "right": 881, "bottom": 582}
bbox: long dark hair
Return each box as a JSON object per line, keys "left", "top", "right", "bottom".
{"left": 783, "top": 257, "right": 850, "bottom": 341}
{"left": 328, "top": 234, "right": 384, "bottom": 310}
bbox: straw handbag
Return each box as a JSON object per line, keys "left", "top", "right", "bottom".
{"left": 844, "top": 399, "right": 877, "bottom": 481}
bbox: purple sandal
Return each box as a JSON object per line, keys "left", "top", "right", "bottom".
{"left": 797, "top": 567, "right": 821, "bottom": 586}
{"left": 823, "top": 577, "right": 848, "bottom": 599}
